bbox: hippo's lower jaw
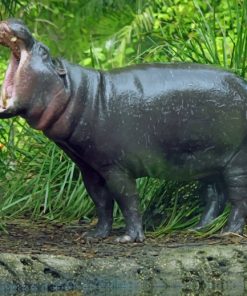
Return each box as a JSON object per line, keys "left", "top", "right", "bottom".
{"left": 0, "top": 107, "right": 16, "bottom": 118}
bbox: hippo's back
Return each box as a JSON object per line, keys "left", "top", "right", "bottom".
{"left": 106, "top": 63, "right": 246, "bottom": 105}
{"left": 91, "top": 63, "right": 247, "bottom": 178}
{"left": 103, "top": 63, "right": 247, "bottom": 144}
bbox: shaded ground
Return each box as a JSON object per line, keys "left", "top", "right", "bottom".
{"left": 0, "top": 219, "right": 247, "bottom": 259}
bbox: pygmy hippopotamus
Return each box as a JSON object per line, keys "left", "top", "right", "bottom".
{"left": 0, "top": 19, "right": 246, "bottom": 242}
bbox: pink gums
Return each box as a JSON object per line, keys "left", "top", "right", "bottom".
{"left": 3, "top": 53, "right": 19, "bottom": 98}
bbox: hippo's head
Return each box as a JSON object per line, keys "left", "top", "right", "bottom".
{"left": 0, "top": 19, "right": 70, "bottom": 129}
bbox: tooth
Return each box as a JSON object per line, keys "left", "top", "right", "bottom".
{"left": 11, "top": 36, "right": 17, "bottom": 42}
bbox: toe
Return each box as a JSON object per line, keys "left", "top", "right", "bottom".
{"left": 115, "top": 232, "right": 145, "bottom": 243}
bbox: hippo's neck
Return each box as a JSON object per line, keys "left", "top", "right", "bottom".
{"left": 23, "top": 58, "right": 72, "bottom": 131}
{"left": 43, "top": 62, "right": 106, "bottom": 143}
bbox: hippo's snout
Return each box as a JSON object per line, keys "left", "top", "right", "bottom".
{"left": 0, "top": 19, "right": 34, "bottom": 56}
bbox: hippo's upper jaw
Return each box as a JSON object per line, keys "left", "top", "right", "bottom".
{"left": 0, "top": 19, "right": 34, "bottom": 117}
{"left": 0, "top": 19, "right": 71, "bottom": 128}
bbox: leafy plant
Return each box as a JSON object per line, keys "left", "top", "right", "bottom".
{"left": 0, "top": 0, "right": 246, "bottom": 236}
{"left": 0, "top": 0, "right": 24, "bottom": 18}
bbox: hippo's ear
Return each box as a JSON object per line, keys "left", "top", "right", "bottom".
{"left": 52, "top": 58, "right": 70, "bottom": 90}
{"left": 53, "top": 58, "right": 67, "bottom": 75}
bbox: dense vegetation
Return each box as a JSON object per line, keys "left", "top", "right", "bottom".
{"left": 0, "top": 0, "right": 246, "bottom": 235}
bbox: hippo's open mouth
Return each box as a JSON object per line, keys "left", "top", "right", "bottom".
{"left": 0, "top": 21, "right": 30, "bottom": 110}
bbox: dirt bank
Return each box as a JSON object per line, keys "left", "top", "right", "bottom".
{"left": 0, "top": 219, "right": 246, "bottom": 295}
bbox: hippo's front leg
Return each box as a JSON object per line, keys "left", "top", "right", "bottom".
{"left": 80, "top": 165, "right": 114, "bottom": 239}
{"left": 103, "top": 169, "right": 144, "bottom": 243}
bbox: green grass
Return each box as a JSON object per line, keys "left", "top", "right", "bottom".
{"left": 0, "top": 0, "right": 246, "bottom": 236}
{"left": 0, "top": 121, "right": 94, "bottom": 222}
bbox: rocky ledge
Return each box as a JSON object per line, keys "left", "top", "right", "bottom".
{"left": 0, "top": 244, "right": 246, "bottom": 296}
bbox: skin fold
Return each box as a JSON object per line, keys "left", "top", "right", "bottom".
{"left": 0, "top": 19, "right": 247, "bottom": 242}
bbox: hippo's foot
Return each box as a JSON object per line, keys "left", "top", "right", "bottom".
{"left": 192, "top": 204, "right": 225, "bottom": 231}
{"left": 190, "top": 215, "right": 217, "bottom": 232}
{"left": 115, "top": 227, "right": 145, "bottom": 243}
{"left": 192, "top": 216, "right": 218, "bottom": 231}
{"left": 222, "top": 206, "right": 246, "bottom": 235}
{"left": 222, "top": 218, "right": 245, "bottom": 235}
{"left": 84, "top": 224, "right": 111, "bottom": 239}
{"left": 191, "top": 223, "right": 208, "bottom": 231}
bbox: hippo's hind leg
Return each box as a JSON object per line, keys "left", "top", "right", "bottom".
{"left": 194, "top": 176, "right": 227, "bottom": 229}
{"left": 223, "top": 146, "right": 247, "bottom": 234}
{"left": 80, "top": 165, "right": 114, "bottom": 239}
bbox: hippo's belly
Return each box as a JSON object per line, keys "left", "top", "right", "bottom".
{"left": 118, "top": 140, "right": 237, "bottom": 180}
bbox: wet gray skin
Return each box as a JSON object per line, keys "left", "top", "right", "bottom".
{"left": 1, "top": 19, "right": 247, "bottom": 242}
